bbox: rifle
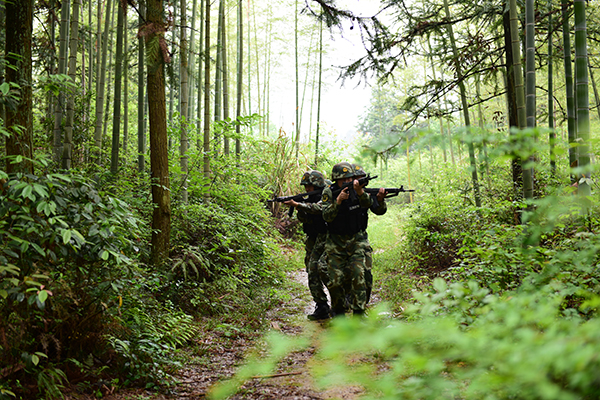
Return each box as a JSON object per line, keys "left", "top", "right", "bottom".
{"left": 267, "top": 174, "right": 378, "bottom": 217}
{"left": 364, "top": 185, "right": 415, "bottom": 209}
{"left": 330, "top": 174, "right": 378, "bottom": 196}
{"left": 267, "top": 187, "right": 325, "bottom": 217}
{"left": 364, "top": 186, "right": 415, "bottom": 198}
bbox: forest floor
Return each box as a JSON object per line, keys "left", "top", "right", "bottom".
{"left": 66, "top": 268, "right": 378, "bottom": 400}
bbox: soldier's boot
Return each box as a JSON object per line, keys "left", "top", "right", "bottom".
{"left": 307, "top": 302, "right": 331, "bottom": 320}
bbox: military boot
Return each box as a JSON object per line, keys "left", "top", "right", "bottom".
{"left": 307, "top": 302, "right": 331, "bottom": 320}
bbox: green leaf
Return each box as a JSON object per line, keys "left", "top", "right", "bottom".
{"left": 62, "top": 229, "right": 72, "bottom": 244}
{"left": 31, "top": 354, "right": 40, "bottom": 366}
{"left": 38, "top": 290, "right": 48, "bottom": 303}
{"left": 0, "top": 81, "right": 9, "bottom": 95}
{"left": 100, "top": 250, "right": 109, "bottom": 260}
{"left": 0, "top": 289, "right": 7, "bottom": 299}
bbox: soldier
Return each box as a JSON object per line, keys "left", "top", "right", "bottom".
{"left": 284, "top": 170, "right": 331, "bottom": 320}
{"left": 321, "top": 162, "right": 373, "bottom": 316}
{"left": 352, "top": 164, "right": 387, "bottom": 304}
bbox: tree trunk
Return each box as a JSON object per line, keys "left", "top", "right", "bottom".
{"left": 222, "top": 2, "right": 230, "bottom": 155}
{"left": 574, "top": 0, "right": 591, "bottom": 197}
{"left": 561, "top": 0, "right": 577, "bottom": 180}
{"left": 110, "top": 3, "right": 125, "bottom": 174}
{"left": 523, "top": 0, "right": 535, "bottom": 200}
{"left": 443, "top": 0, "right": 481, "bottom": 207}
{"left": 294, "top": 0, "right": 299, "bottom": 159}
{"left": 168, "top": 0, "right": 177, "bottom": 149}
{"left": 63, "top": 0, "right": 81, "bottom": 170}
{"left": 102, "top": 0, "right": 117, "bottom": 149}
{"left": 137, "top": 1, "right": 146, "bottom": 172}
{"left": 196, "top": 0, "right": 205, "bottom": 149}
{"left": 146, "top": 0, "right": 171, "bottom": 266}
{"left": 588, "top": 59, "right": 600, "bottom": 121}
{"left": 5, "top": 0, "right": 34, "bottom": 174}
{"left": 214, "top": 0, "right": 223, "bottom": 151}
{"left": 235, "top": 0, "right": 243, "bottom": 158}
{"left": 548, "top": 0, "right": 556, "bottom": 176}
{"left": 503, "top": 1, "right": 521, "bottom": 194}
{"left": 188, "top": 0, "right": 198, "bottom": 122}
{"left": 427, "top": 35, "right": 447, "bottom": 163}
{"left": 53, "top": 0, "right": 71, "bottom": 163}
{"left": 88, "top": 0, "right": 93, "bottom": 96}
{"left": 123, "top": 11, "right": 129, "bottom": 157}
{"left": 314, "top": 18, "right": 323, "bottom": 167}
{"left": 180, "top": 0, "right": 189, "bottom": 203}
{"left": 94, "top": 0, "right": 113, "bottom": 164}
{"left": 203, "top": 0, "right": 211, "bottom": 180}
{"left": 509, "top": 0, "right": 527, "bottom": 206}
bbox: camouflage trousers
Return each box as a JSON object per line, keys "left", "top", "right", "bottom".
{"left": 305, "top": 233, "right": 329, "bottom": 305}
{"left": 357, "top": 230, "right": 373, "bottom": 304}
{"left": 325, "top": 232, "right": 370, "bottom": 314}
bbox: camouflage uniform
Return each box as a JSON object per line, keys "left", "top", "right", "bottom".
{"left": 322, "top": 163, "right": 373, "bottom": 315}
{"left": 353, "top": 164, "right": 388, "bottom": 304}
{"left": 358, "top": 195, "right": 387, "bottom": 303}
{"left": 291, "top": 171, "right": 331, "bottom": 320}
{"left": 296, "top": 200, "right": 329, "bottom": 305}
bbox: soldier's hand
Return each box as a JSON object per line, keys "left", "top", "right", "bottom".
{"left": 354, "top": 179, "right": 365, "bottom": 196}
{"left": 284, "top": 199, "right": 298, "bottom": 208}
{"left": 337, "top": 187, "right": 349, "bottom": 204}
{"left": 377, "top": 188, "right": 386, "bottom": 202}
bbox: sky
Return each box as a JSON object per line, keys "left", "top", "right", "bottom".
{"left": 268, "top": 0, "right": 384, "bottom": 145}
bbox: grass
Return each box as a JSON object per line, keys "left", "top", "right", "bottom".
{"left": 367, "top": 203, "right": 420, "bottom": 313}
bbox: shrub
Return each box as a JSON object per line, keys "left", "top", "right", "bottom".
{"left": 0, "top": 161, "right": 147, "bottom": 397}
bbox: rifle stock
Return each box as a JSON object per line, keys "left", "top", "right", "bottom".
{"left": 267, "top": 187, "right": 324, "bottom": 217}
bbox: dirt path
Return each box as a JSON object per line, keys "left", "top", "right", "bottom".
{"left": 74, "top": 269, "right": 367, "bottom": 400}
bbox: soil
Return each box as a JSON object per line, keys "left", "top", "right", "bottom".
{"left": 65, "top": 269, "right": 377, "bottom": 400}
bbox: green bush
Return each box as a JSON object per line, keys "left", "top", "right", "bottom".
{"left": 0, "top": 161, "right": 147, "bottom": 397}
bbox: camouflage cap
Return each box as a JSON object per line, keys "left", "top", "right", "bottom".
{"left": 331, "top": 162, "right": 354, "bottom": 180}
{"left": 352, "top": 164, "right": 367, "bottom": 178}
{"left": 301, "top": 170, "right": 326, "bottom": 188}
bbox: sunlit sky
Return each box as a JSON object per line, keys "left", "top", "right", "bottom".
{"left": 269, "top": 0, "right": 384, "bottom": 147}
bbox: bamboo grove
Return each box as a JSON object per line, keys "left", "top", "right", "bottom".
{"left": 2, "top": 0, "right": 599, "bottom": 264}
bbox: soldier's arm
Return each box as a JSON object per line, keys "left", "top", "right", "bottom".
{"left": 321, "top": 187, "right": 339, "bottom": 222}
{"left": 358, "top": 191, "right": 373, "bottom": 209}
{"left": 296, "top": 201, "right": 323, "bottom": 215}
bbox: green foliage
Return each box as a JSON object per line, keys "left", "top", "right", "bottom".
{"left": 0, "top": 158, "right": 148, "bottom": 397}
{"left": 107, "top": 308, "right": 195, "bottom": 387}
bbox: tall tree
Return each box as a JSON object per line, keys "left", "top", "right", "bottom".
{"left": 145, "top": 0, "right": 171, "bottom": 265}
{"left": 94, "top": 0, "right": 113, "bottom": 164}
{"left": 5, "top": 0, "right": 34, "bottom": 174}
{"left": 111, "top": 2, "right": 125, "bottom": 174}
{"left": 53, "top": 0, "right": 71, "bottom": 163}
{"left": 443, "top": 0, "right": 481, "bottom": 207}
{"left": 561, "top": 0, "right": 577, "bottom": 179}
{"left": 222, "top": 3, "right": 230, "bottom": 155}
{"left": 180, "top": 0, "right": 189, "bottom": 203}
{"left": 214, "top": 0, "right": 223, "bottom": 152}
{"left": 123, "top": 12, "right": 129, "bottom": 156}
{"left": 63, "top": 0, "right": 81, "bottom": 169}
{"left": 523, "top": 0, "right": 535, "bottom": 200}
{"left": 235, "top": 0, "right": 243, "bottom": 158}
{"left": 188, "top": 0, "right": 198, "bottom": 121}
{"left": 574, "top": 0, "right": 591, "bottom": 197}
{"left": 548, "top": 0, "right": 556, "bottom": 175}
{"left": 138, "top": 0, "right": 146, "bottom": 172}
{"left": 294, "top": 0, "right": 300, "bottom": 159}
{"left": 203, "top": 0, "right": 211, "bottom": 179}
{"left": 196, "top": 0, "right": 205, "bottom": 149}
{"left": 510, "top": 0, "right": 528, "bottom": 205}
{"left": 314, "top": 18, "right": 323, "bottom": 167}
